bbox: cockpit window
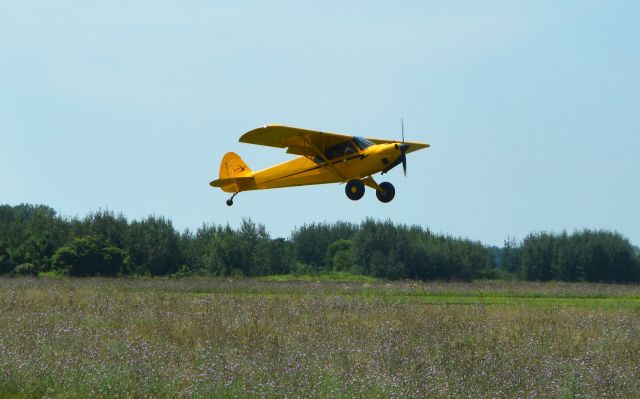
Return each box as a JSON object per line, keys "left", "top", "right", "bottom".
{"left": 353, "top": 136, "right": 374, "bottom": 150}
{"left": 313, "top": 141, "right": 358, "bottom": 164}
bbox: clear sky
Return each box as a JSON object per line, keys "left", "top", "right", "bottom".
{"left": 1, "top": 1, "right": 639, "bottom": 246}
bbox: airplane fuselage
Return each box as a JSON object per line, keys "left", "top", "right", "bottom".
{"left": 245, "top": 142, "right": 408, "bottom": 191}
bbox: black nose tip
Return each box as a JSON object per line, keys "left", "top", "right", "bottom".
{"left": 399, "top": 143, "right": 410, "bottom": 153}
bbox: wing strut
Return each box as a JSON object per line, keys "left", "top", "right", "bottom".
{"left": 299, "top": 133, "right": 347, "bottom": 181}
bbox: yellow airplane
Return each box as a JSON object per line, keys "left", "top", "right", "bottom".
{"left": 210, "top": 125, "right": 429, "bottom": 206}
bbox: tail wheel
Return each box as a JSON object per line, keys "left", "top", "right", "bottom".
{"left": 226, "top": 192, "right": 239, "bottom": 206}
{"left": 376, "top": 182, "right": 395, "bottom": 203}
{"left": 345, "top": 179, "right": 365, "bottom": 200}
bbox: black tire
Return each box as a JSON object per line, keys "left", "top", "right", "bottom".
{"left": 376, "top": 182, "right": 395, "bottom": 203}
{"left": 345, "top": 179, "right": 365, "bottom": 200}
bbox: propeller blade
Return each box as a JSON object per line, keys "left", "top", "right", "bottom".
{"left": 381, "top": 143, "right": 410, "bottom": 175}
{"left": 399, "top": 143, "right": 409, "bottom": 176}
{"left": 402, "top": 154, "right": 407, "bottom": 176}
{"left": 400, "top": 120, "right": 408, "bottom": 176}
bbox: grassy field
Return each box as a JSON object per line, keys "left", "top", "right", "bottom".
{"left": 1, "top": 278, "right": 640, "bottom": 398}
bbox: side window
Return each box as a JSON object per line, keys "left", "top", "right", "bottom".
{"left": 313, "top": 141, "right": 358, "bottom": 164}
{"left": 343, "top": 142, "right": 356, "bottom": 156}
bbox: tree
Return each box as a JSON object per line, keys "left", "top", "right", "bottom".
{"left": 352, "top": 219, "right": 410, "bottom": 278}
{"left": 52, "top": 236, "right": 127, "bottom": 276}
{"left": 261, "top": 238, "right": 295, "bottom": 275}
{"left": 501, "top": 237, "right": 521, "bottom": 275}
{"left": 520, "top": 232, "right": 555, "bottom": 281}
{"left": 551, "top": 232, "right": 581, "bottom": 281}
{"left": 182, "top": 224, "right": 221, "bottom": 274}
{"left": 0, "top": 248, "right": 10, "bottom": 274}
{"left": 325, "top": 239, "right": 353, "bottom": 271}
{"left": 127, "top": 216, "right": 183, "bottom": 275}
{"left": 237, "top": 218, "right": 270, "bottom": 275}
{"left": 292, "top": 222, "right": 357, "bottom": 269}
{"left": 0, "top": 204, "right": 68, "bottom": 273}
{"left": 79, "top": 210, "right": 129, "bottom": 249}
{"left": 515, "top": 230, "right": 640, "bottom": 283}
{"left": 209, "top": 227, "right": 246, "bottom": 276}
{"left": 576, "top": 230, "right": 640, "bottom": 283}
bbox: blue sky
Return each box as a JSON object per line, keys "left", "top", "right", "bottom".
{"left": 1, "top": 1, "right": 639, "bottom": 246}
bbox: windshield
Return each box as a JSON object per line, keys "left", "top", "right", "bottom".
{"left": 353, "top": 136, "right": 374, "bottom": 150}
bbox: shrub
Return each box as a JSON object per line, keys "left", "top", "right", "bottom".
{"left": 52, "top": 236, "right": 128, "bottom": 276}
{"left": 11, "top": 262, "right": 38, "bottom": 276}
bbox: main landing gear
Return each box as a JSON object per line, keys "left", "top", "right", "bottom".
{"left": 375, "top": 181, "right": 395, "bottom": 203}
{"left": 345, "top": 179, "right": 365, "bottom": 200}
{"left": 226, "top": 192, "right": 239, "bottom": 206}
{"left": 345, "top": 178, "right": 395, "bottom": 203}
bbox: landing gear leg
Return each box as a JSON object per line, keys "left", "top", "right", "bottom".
{"left": 226, "top": 192, "right": 239, "bottom": 206}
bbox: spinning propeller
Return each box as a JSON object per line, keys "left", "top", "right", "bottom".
{"left": 400, "top": 118, "right": 408, "bottom": 176}
{"left": 382, "top": 118, "right": 410, "bottom": 175}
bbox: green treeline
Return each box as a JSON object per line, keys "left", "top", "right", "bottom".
{"left": 1, "top": 204, "right": 639, "bottom": 282}
{"left": 500, "top": 231, "right": 640, "bottom": 283}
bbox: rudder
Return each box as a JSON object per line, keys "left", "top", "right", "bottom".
{"left": 219, "top": 152, "right": 253, "bottom": 179}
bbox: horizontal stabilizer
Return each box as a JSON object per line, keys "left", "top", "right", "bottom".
{"left": 209, "top": 176, "right": 255, "bottom": 193}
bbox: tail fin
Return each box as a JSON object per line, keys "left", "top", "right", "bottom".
{"left": 219, "top": 152, "right": 253, "bottom": 179}
{"left": 210, "top": 152, "right": 255, "bottom": 193}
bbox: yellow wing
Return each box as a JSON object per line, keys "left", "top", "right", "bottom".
{"left": 367, "top": 138, "right": 430, "bottom": 154}
{"left": 240, "top": 125, "right": 355, "bottom": 157}
{"left": 240, "top": 125, "right": 429, "bottom": 156}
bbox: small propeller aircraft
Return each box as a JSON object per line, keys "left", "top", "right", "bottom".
{"left": 210, "top": 124, "right": 429, "bottom": 206}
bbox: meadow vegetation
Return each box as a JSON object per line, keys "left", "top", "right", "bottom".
{"left": 1, "top": 277, "right": 640, "bottom": 398}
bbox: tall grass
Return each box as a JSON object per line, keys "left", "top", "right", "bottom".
{"left": 1, "top": 278, "right": 639, "bottom": 397}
